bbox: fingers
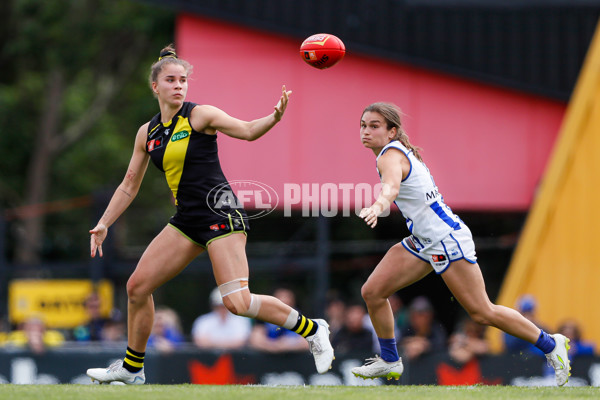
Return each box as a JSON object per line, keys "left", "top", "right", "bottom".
{"left": 359, "top": 207, "right": 378, "bottom": 228}
{"left": 274, "top": 85, "right": 292, "bottom": 115}
{"left": 90, "top": 235, "right": 96, "bottom": 258}
{"left": 90, "top": 235, "right": 98, "bottom": 258}
{"left": 90, "top": 236, "right": 104, "bottom": 258}
{"left": 367, "top": 217, "right": 378, "bottom": 228}
{"left": 89, "top": 224, "right": 106, "bottom": 258}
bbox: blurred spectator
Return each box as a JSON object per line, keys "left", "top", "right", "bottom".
{"left": 332, "top": 303, "right": 376, "bottom": 354}
{"left": 558, "top": 319, "right": 595, "bottom": 357}
{"left": 191, "top": 288, "right": 252, "bottom": 350}
{"left": 248, "top": 288, "right": 308, "bottom": 352}
{"left": 399, "top": 296, "right": 447, "bottom": 360}
{"left": 325, "top": 294, "right": 346, "bottom": 339}
{"left": 4, "top": 315, "right": 64, "bottom": 354}
{"left": 147, "top": 306, "right": 185, "bottom": 353}
{"left": 100, "top": 315, "right": 126, "bottom": 343}
{"left": 448, "top": 318, "right": 490, "bottom": 364}
{"left": 72, "top": 292, "right": 111, "bottom": 342}
{"left": 503, "top": 294, "right": 548, "bottom": 356}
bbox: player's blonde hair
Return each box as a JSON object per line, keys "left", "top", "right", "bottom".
{"left": 149, "top": 44, "right": 193, "bottom": 89}
{"left": 362, "top": 102, "right": 423, "bottom": 162}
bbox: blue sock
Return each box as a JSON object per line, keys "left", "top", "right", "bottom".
{"left": 535, "top": 330, "right": 556, "bottom": 354}
{"left": 378, "top": 337, "right": 400, "bottom": 362}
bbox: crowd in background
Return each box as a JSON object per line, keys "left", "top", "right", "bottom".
{"left": 0, "top": 289, "right": 595, "bottom": 363}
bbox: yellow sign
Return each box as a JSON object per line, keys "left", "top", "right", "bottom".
{"left": 8, "top": 279, "right": 114, "bottom": 329}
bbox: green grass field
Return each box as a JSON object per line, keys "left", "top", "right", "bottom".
{"left": 0, "top": 385, "right": 597, "bottom": 400}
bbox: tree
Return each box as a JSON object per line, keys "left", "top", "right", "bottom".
{"left": 0, "top": 0, "right": 175, "bottom": 264}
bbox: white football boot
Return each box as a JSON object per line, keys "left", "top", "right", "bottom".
{"left": 545, "top": 333, "right": 571, "bottom": 386}
{"left": 87, "top": 360, "right": 146, "bottom": 385}
{"left": 352, "top": 354, "right": 404, "bottom": 381}
{"left": 306, "top": 319, "right": 335, "bottom": 374}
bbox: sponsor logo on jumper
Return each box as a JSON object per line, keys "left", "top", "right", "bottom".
{"left": 425, "top": 189, "right": 440, "bottom": 201}
{"left": 171, "top": 130, "right": 189, "bottom": 142}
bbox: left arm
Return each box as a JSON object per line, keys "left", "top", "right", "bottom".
{"left": 360, "top": 148, "right": 408, "bottom": 228}
{"left": 190, "top": 85, "right": 292, "bottom": 141}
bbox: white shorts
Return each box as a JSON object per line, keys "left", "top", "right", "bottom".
{"left": 401, "top": 226, "right": 477, "bottom": 274}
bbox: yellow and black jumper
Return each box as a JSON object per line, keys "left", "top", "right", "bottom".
{"left": 146, "top": 102, "right": 249, "bottom": 247}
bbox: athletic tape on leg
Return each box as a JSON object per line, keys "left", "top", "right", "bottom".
{"left": 244, "top": 294, "right": 261, "bottom": 318}
{"left": 218, "top": 278, "right": 249, "bottom": 297}
{"left": 283, "top": 308, "right": 299, "bottom": 330}
{"left": 218, "top": 278, "right": 260, "bottom": 317}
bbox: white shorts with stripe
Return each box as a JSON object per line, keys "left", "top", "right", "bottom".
{"left": 401, "top": 225, "right": 477, "bottom": 274}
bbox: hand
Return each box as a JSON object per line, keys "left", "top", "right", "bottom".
{"left": 273, "top": 85, "right": 292, "bottom": 121}
{"left": 359, "top": 206, "right": 379, "bottom": 228}
{"left": 89, "top": 223, "right": 107, "bottom": 258}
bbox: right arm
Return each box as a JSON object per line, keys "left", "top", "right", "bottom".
{"left": 89, "top": 123, "right": 151, "bottom": 257}
{"left": 359, "top": 148, "right": 407, "bottom": 228}
{"left": 190, "top": 85, "right": 292, "bottom": 141}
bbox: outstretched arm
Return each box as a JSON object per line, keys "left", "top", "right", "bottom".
{"left": 90, "top": 124, "right": 150, "bottom": 257}
{"left": 190, "top": 85, "right": 292, "bottom": 141}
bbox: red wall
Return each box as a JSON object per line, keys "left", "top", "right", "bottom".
{"left": 177, "top": 14, "right": 565, "bottom": 211}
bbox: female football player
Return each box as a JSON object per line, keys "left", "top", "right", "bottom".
{"left": 351, "top": 102, "right": 570, "bottom": 387}
{"left": 86, "top": 45, "right": 333, "bottom": 384}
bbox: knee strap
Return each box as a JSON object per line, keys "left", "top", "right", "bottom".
{"left": 218, "top": 278, "right": 261, "bottom": 318}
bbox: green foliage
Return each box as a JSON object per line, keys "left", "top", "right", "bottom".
{"left": 0, "top": 0, "right": 176, "bottom": 260}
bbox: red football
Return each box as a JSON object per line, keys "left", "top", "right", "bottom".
{"left": 300, "top": 33, "right": 345, "bottom": 69}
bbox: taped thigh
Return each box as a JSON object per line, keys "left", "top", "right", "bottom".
{"left": 219, "top": 278, "right": 249, "bottom": 297}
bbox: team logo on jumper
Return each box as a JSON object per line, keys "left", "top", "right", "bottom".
{"left": 207, "top": 180, "right": 279, "bottom": 220}
{"left": 171, "top": 130, "right": 189, "bottom": 142}
{"left": 432, "top": 254, "right": 446, "bottom": 263}
{"left": 147, "top": 139, "right": 163, "bottom": 152}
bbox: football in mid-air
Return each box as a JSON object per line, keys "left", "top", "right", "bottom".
{"left": 300, "top": 33, "right": 345, "bottom": 69}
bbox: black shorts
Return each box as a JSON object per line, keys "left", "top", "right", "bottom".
{"left": 169, "top": 209, "right": 249, "bottom": 248}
